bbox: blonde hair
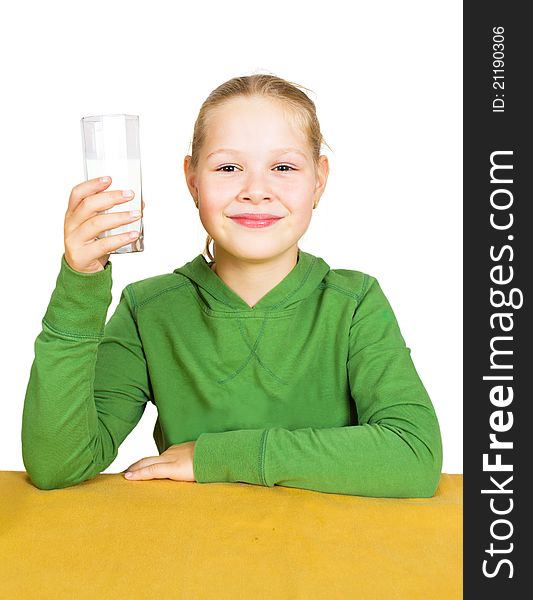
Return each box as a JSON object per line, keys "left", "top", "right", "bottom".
{"left": 188, "top": 72, "right": 332, "bottom": 262}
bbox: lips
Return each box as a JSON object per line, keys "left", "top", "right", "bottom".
{"left": 228, "top": 213, "right": 283, "bottom": 229}
{"left": 229, "top": 213, "right": 283, "bottom": 219}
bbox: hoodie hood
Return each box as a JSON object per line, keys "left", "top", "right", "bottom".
{"left": 173, "top": 248, "right": 330, "bottom": 313}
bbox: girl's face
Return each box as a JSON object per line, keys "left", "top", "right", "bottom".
{"left": 184, "top": 96, "right": 328, "bottom": 263}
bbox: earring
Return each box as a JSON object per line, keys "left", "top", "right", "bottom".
{"left": 313, "top": 200, "right": 318, "bottom": 209}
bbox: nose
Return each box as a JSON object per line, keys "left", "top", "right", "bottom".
{"left": 238, "top": 171, "right": 273, "bottom": 203}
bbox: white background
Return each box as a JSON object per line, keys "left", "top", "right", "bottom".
{"left": 0, "top": 0, "right": 462, "bottom": 474}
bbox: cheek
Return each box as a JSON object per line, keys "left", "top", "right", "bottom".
{"left": 197, "top": 200, "right": 230, "bottom": 233}
{"left": 201, "top": 174, "right": 235, "bottom": 193}
{"left": 283, "top": 203, "right": 313, "bottom": 234}
{"left": 198, "top": 181, "right": 227, "bottom": 210}
{"left": 275, "top": 175, "right": 309, "bottom": 193}
{"left": 284, "top": 185, "right": 315, "bottom": 212}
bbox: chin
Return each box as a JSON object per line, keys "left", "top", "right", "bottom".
{"left": 221, "top": 240, "right": 297, "bottom": 262}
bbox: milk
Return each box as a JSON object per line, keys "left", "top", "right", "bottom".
{"left": 85, "top": 158, "right": 143, "bottom": 238}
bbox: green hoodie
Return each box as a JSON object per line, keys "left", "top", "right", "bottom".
{"left": 21, "top": 248, "right": 443, "bottom": 496}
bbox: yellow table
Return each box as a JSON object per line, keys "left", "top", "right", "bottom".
{"left": 0, "top": 472, "right": 462, "bottom": 599}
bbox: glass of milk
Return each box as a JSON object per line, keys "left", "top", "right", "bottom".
{"left": 80, "top": 114, "right": 144, "bottom": 253}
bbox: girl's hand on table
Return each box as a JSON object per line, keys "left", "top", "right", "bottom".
{"left": 123, "top": 441, "right": 196, "bottom": 482}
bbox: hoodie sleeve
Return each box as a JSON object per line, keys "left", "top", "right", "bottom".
{"left": 193, "top": 276, "right": 443, "bottom": 498}
{"left": 21, "top": 254, "right": 152, "bottom": 490}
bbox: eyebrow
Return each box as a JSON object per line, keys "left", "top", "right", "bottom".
{"left": 206, "top": 147, "right": 307, "bottom": 159}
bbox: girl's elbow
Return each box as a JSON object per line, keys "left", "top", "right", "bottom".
{"left": 412, "top": 442, "right": 443, "bottom": 498}
{"left": 416, "top": 464, "right": 442, "bottom": 497}
{"left": 399, "top": 429, "right": 443, "bottom": 498}
{"left": 24, "top": 467, "right": 63, "bottom": 490}
{"left": 413, "top": 417, "right": 444, "bottom": 497}
{"left": 399, "top": 462, "right": 441, "bottom": 498}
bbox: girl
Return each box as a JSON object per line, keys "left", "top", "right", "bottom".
{"left": 21, "top": 73, "right": 443, "bottom": 497}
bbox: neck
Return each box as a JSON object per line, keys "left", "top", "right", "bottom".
{"left": 210, "top": 245, "right": 299, "bottom": 308}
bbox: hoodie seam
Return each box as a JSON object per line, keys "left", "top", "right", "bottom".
{"left": 41, "top": 318, "right": 104, "bottom": 340}
{"left": 216, "top": 318, "right": 289, "bottom": 386}
{"left": 127, "top": 268, "right": 368, "bottom": 316}
{"left": 182, "top": 280, "right": 297, "bottom": 318}
{"left": 265, "top": 255, "right": 318, "bottom": 311}
{"left": 133, "top": 281, "right": 191, "bottom": 312}
{"left": 320, "top": 278, "right": 368, "bottom": 304}
{"left": 124, "top": 284, "right": 138, "bottom": 318}
{"left": 230, "top": 254, "right": 318, "bottom": 384}
{"left": 178, "top": 253, "right": 320, "bottom": 314}
{"left": 238, "top": 318, "right": 289, "bottom": 384}
{"left": 182, "top": 263, "right": 237, "bottom": 311}
{"left": 216, "top": 340, "right": 256, "bottom": 384}
{"left": 259, "top": 429, "right": 270, "bottom": 486}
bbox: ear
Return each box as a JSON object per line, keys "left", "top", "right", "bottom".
{"left": 313, "top": 154, "right": 329, "bottom": 201}
{"left": 183, "top": 155, "right": 198, "bottom": 201}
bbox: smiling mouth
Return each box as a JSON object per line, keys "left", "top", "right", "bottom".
{"left": 228, "top": 214, "right": 283, "bottom": 228}
{"left": 228, "top": 213, "right": 283, "bottom": 219}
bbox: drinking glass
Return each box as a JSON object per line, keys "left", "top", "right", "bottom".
{"left": 80, "top": 114, "right": 144, "bottom": 253}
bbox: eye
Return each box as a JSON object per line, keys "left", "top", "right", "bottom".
{"left": 274, "top": 164, "right": 296, "bottom": 172}
{"left": 216, "top": 165, "right": 238, "bottom": 172}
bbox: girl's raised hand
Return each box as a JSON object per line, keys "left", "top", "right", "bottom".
{"left": 123, "top": 441, "right": 196, "bottom": 482}
{"left": 64, "top": 176, "right": 144, "bottom": 274}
